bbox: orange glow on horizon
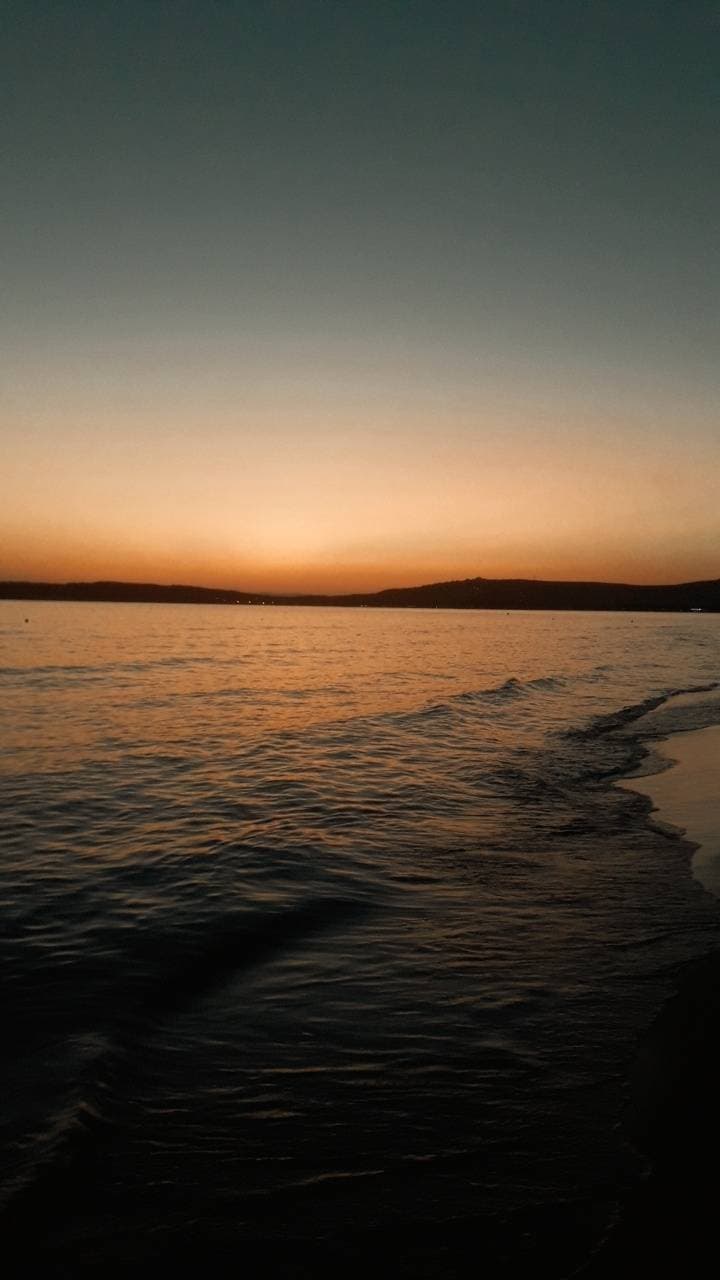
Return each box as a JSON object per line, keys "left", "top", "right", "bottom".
{"left": 3, "top": 3, "right": 718, "bottom": 608}
{"left": 1, "top": 532, "right": 718, "bottom": 594}
{"left": 3, "top": 364, "right": 718, "bottom": 594}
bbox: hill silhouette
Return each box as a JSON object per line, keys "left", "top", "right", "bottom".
{"left": 1, "top": 575, "right": 719, "bottom": 611}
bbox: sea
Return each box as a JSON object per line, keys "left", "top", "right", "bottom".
{"left": 1, "top": 601, "right": 719, "bottom": 1276}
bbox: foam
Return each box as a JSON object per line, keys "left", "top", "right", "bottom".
{"left": 617, "top": 724, "right": 720, "bottom": 899}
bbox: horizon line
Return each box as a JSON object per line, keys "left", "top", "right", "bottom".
{"left": 2, "top": 572, "right": 719, "bottom": 597}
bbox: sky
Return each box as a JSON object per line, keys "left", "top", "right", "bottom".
{"left": 2, "top": 0, "right": 718, "bottom": 592}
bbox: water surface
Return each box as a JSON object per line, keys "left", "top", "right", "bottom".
{"left": 2, "top": 602, "right": 719, "bottom": 1272}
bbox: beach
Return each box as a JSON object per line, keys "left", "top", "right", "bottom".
{"left": 581, "top": 724, "right": 720, "bottom": 1275}
{"left": 618, "top": 723, "right": 720, "bottom": 899}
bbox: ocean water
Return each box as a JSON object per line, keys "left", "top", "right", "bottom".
{"left": 2, "top": 602, "right": 719, "bottom": 1274}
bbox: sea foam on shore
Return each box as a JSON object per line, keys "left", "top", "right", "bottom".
{"left": 618, "top": 723, "right": 720, "bottom": 898}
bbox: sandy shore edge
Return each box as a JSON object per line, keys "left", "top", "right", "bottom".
{"left": 577, "top": 723, "right": 720, "bottom": 1276}
{"left": 617, "top": 723, "right": 720, "bottom": 898}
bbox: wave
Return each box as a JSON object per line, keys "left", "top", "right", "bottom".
{"left": 0, "top": 655, "right": 244, "bottom": 684}
{"left": 0, "top": 895, "right": 370, "bottom": 1218}
{"left": 389, "top": 673, "right": 572, "bottom": 728}
{"left": 455, "top": 674, "right": 568, "bottom": 702}
{"left": 130, "top": 895, "right": 368, "bottom": 1022}
{"left": 568, "top": 683, "right": 720, "bottom": 742}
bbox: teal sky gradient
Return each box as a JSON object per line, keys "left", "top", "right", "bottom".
{"left": 2, "top": 1, "right": 718, "bottom": 589}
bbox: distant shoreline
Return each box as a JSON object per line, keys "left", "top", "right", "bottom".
{"left": 1, "top": 575, "right": 719, "bottom": 612}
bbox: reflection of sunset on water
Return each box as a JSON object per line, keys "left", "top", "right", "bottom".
{"left": 3, "top": 598, "right": 720, "bottom": 1274}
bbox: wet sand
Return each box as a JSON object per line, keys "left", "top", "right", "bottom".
{"left": 617, "top": 723, "right": 720, "bottom": 898}
{"left": 580, "top": 724, "right": 720, "bottom": 1276}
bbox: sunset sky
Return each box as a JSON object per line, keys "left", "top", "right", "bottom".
{"left": 3, "top": 0, "right": 718, "bottom": 592}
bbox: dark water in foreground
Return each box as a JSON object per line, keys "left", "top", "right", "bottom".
{"left": 2, "top": 603, "right": 719, "bottom": 1274}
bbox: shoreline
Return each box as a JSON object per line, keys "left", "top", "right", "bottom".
{"left": 616, "top": 723, "right": 720, "bottom": 899}
{"left": 580, "top": 723, "right": 720, "bottom": 1275}
{"left": 3, "top": 576, "right": 719, "bottom": 612}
